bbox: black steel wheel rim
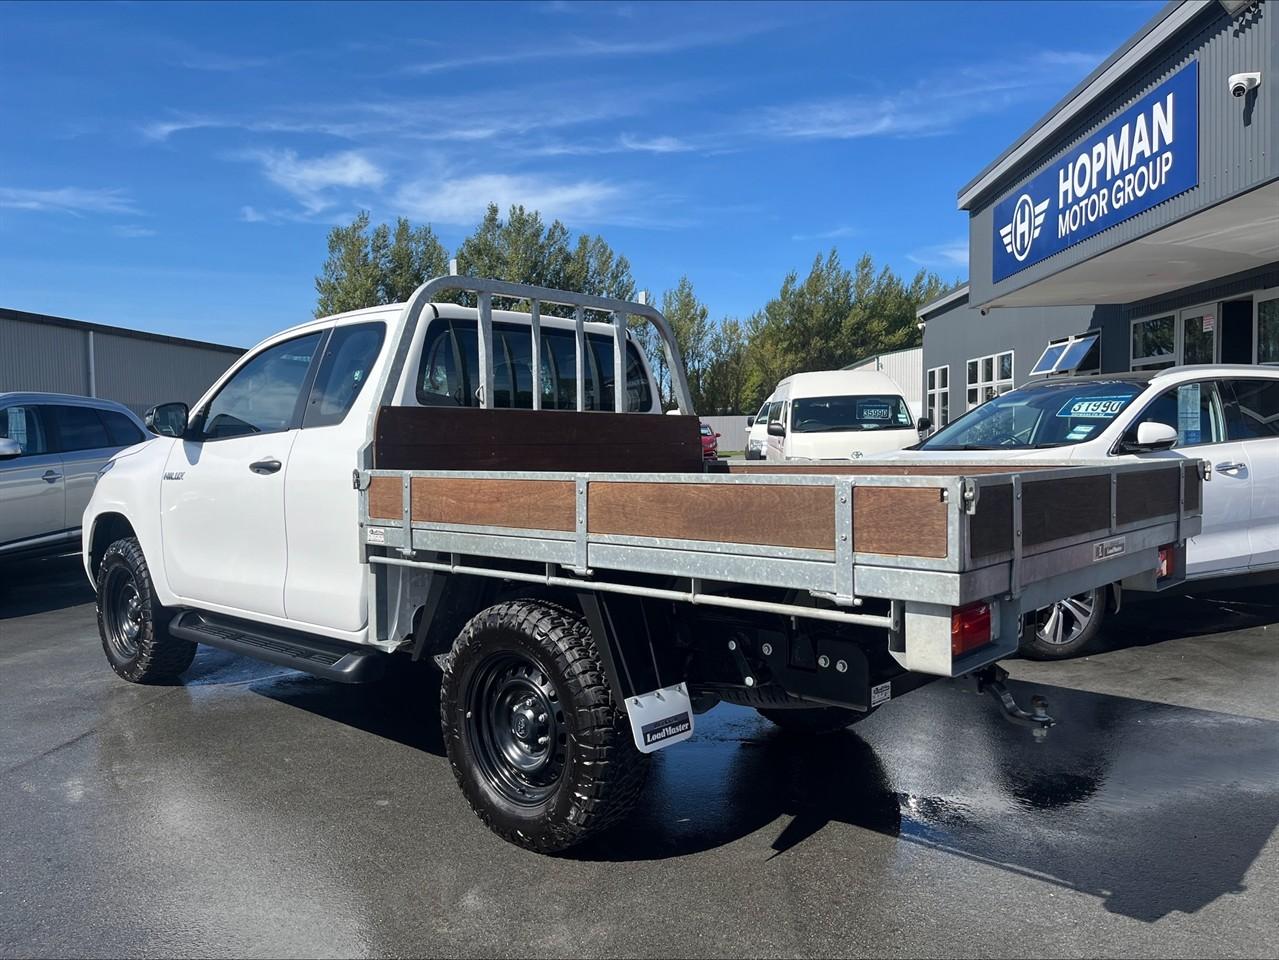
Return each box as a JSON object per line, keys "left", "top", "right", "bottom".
{"left": 465, "top": 651, "right": 566, "bottom": 807}
{"left": 104, "top": 565, "right": 144, "bottom": 661}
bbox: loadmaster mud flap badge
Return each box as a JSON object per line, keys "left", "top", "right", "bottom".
{"left": 626, "top": 682, "right": 695, "bottom": 754}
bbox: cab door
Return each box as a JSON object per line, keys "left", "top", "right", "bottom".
{"left": 0, "top": 404, "right": 65, "bottom": 551}
{"left": 1221, "top": 378, "right": 1279, "bottom": 569}
{"left": 161, "top": 330, "right": 325, "bottom": 618}
{"left": 1125, "top": 380, "right": 1252, "bottom": 577}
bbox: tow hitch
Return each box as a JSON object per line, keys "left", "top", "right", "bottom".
{"left": 974, "top": 664, "right": 1054, "bottom": 740}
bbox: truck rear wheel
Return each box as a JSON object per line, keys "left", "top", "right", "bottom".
{"left": 756, "top": 706, "right": 868, "bottom": 735}
{"left": 97, "top": 537, "right": 196, "bottom": 684}
{"left": 440, "top": 600, "right": 649, "bottom": 853}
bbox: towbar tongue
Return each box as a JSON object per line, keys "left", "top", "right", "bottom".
{"left": 974, "top": 665, "right": 1055, "bottom": 740}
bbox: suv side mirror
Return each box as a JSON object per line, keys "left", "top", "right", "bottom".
{"left": 1133, "top": 421, "right": 1178, "bottom": 451}
{"left": 916, "top": 416, "right": 932, "bottom": 433}
{"left": 767, "top": 420, "right": 785, "bottom": 437}
{"left": 145, "top": 402, "right": 189, "bottom": 438}
{"left": 745, "top": 415, "right": 755, "bottom": 427}
{"left": 0, "top": 437, "right": 21, "bottom": 460}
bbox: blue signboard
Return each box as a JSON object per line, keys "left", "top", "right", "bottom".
{"left": 992, "top": 61, "right": 1198, "bottom": 283}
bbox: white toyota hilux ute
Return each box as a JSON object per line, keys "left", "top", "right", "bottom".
{"left": 83, "top": 276, "right": 1203, "bottom": 853}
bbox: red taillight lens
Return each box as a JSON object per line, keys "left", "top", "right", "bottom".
{"left": 951, "top": 602, "right": 992, "bottom": 658}
{"left": 1158, "top": 544, "right": 1174, "bottom": 578}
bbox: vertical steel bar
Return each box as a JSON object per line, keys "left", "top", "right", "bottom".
{"left": 530, "top": 299, "right": 542, "bottom": 411}
{"left": 477, "top": 290, "right": 494, "bottom": 409}
{"left": 574, "top": 305, "right": 586, "bottom": 412}
{"left": 612, "top": 311, "right": 627, "bottom": 413}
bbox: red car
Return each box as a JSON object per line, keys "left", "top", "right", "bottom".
{"left": 700, "top": 422, "right": 720, "bottom": 460}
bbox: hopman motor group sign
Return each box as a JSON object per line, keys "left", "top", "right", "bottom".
{"left": 992, "top": 61, "right": 1199, "bottom": 283}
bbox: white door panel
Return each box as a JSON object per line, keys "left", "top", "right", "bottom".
{"left": 161, "top": 433, "right": 298, "bottom": 616}
{"left": 1245, "top": 438, "right": 1279, "bottom": 567}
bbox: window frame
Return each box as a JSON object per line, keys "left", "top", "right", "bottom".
{"left": 925, "top": 364, "right": 950, "bottom": 426}
{"left": 1256, "top": 287, "right": 1279, "bottom": 366}
{"left": 965, "top": 350, "right": 1014, "bottom": 410}
{"left": 1129, "top": 312, "right": 1179, "bottom": 370}
{"left": 195, "top": 329, "right": 328, "bottom": 442}
{"left": 1032, "top": 330, "right": 1101, "bottom": 376}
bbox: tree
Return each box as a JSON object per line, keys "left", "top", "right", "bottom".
{"left": 315, "top": 212, "right": 448, "bottom": 316}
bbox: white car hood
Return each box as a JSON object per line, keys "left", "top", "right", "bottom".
{"left": 868, "top": 445, "right": 1082, "bottom": 463}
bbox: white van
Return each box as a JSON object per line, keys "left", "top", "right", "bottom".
{"left": 763, "top": 370, "right": 920, "bottom": 461}
{"left": 744, "top": 394, "right": 776, "bottom": 460}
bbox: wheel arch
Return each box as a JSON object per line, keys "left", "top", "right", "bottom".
{"left": 88, "top": 512, "right": 137, "bottom": 579}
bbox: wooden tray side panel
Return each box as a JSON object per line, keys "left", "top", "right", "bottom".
{"left": 1022, "top": 474, "right": 1111, "bottom": 547}
{"left": 1117, "top": 467, "right": 1180, "bottom": 526}
{"left": 588, "top": 482, "right": 835, "bottom": 550}
{"left": 376, "top": 407, "right": 703, "bottom": 473}
{"left": 852, "top": 487, "right": 948, "bottom": 557}
{"left": 727, "top": 463, "right": 1053, "bottom": 477}
{"left": 411, "top": 477, "right": 576, "bottom": 531}
{"left": 368, "top": 476, "right": 402, "bottom": 520}
{"left": 969, "top": 483, "right": 1013, "bottom": 560}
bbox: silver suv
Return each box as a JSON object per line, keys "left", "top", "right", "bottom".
{"left": 0, "top": 393, "right": 148, "bottom": 561}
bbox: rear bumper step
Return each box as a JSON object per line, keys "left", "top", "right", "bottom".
{"left": 169, "top": 611, "right": 385, "bottom": 684}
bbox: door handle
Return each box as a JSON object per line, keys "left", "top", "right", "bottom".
{"left": 249, "top": 458, "right": 282, "bottom": 475}
{"left": 1215, "top": 460, "right": 1245, "bottom": 474}
{"left": 41, "top": 469, "right": 62, "bottom": 483}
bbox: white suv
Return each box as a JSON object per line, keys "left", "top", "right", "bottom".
{"left": 906, "top": 365, "right": 1279, "bottom": 658}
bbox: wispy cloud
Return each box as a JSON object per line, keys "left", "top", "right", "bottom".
{"left": 394, "top": 173, "right": 628, "bottom": 226}
{"left": 908, "top": 238, "right": 968, "bottom": 269}
{"left": 239, "top": 205, "right": 267, "bottom": 223}
{"left": 749, "top": 49, "right": 1103, "bottom": 141}
{"left": 113, "top": 225, "right": 157, "bottom": 238}
{"left": 240, "top": 149, "right": 386, "bottom": 214}
{"left": 402, "top": 23, "right": 777, "bottom": 75}
{"left": 530, "top": 132, "right": 695, "bottom": 157}
{"left": 791, "top": 225, "right": 859, "bottom": 242}
{"left": 0, "top": 186, "right": 139, "bottom": 216}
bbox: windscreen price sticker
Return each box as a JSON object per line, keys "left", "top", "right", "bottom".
{"left": 859, "top": 403, "right": 891, "bottom": 420}
{"left": 1057, "top": 396, "right": 1128, "bottom": 419}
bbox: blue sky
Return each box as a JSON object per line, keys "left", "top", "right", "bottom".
{"left": 1, "top": 0, "right": 1162, "bottom": 347}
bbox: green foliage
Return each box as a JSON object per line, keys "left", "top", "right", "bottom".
{"left": 314, "top": 212, "right": 448, "bottom": 317}
{"left": 315, "top": 209, "right": 949, "bottom": 415}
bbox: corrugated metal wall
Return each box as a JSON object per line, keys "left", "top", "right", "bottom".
{"left": 970, "top": 2, "right": 1274, "bottom": 305}
{"left": 700, "top": 415, "right": 750, "bottom": 453}
{"left": 0, "top": 315, "right": 242, "bottom": 414}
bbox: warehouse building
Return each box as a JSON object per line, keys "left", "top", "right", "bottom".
{"left": 922, "top": 0, "right": 1276, "bottom": 423}
{"left": 0, "top": 307, "right": 244, "bottom": 415}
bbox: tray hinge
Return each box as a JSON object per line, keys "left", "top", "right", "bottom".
{"left": 962, "top": 477, "right": 981, "bottom": 515}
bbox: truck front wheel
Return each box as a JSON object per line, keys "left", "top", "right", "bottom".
{"left": 97, "top": 537, "right": 196, "bottom": 683}
{"left": 440, "top": 600, "right": 649, "bottom": 853}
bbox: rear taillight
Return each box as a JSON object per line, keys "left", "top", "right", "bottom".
{"left": 1158, "top": 544, "right": 1174, "bottom": 579}
{"left": 951, "top": 602, "right": 992, "bottom": 658}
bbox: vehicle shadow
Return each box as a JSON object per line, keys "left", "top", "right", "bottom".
{"left": 0, "top": 552, "right": 94, "bottom": 620}
{"left": 1097, "top": 585, "right": 1279, "bottom": 652}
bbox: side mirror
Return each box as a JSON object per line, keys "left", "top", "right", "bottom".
{"left": 745, "top": 416, "right": 755, "bottom": 427}
{"left": 0, "top": 437, "right": 22, "bottom": 460}
{"left": 714, "top": 432, "right": 721, "bottom": 439}
{"left": 767, "top": 421, "right": 785, "bottom": 437}
{"left": 916, "top": 416, "right": 932, "bottom": 433}
{"left": 145, "top": 402, "right": 189, "bottom": 438}
{"left": 1134, "top": 421, "right": 1178, "bottom": 451}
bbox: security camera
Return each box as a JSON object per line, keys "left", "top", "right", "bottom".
{"left": 1229, "top": 72, "right": 1261, "bottom": 98}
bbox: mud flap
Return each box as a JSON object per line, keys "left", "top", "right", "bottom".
{"left": 625, "top": 682, "right": 695, "bottom": 754}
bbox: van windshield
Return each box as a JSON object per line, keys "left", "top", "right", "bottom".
{"left": 920, "top": 379, "right": 1145, "bottom": 450}
{"left": 791, "top": 395, "right": 912, "bottom": 433}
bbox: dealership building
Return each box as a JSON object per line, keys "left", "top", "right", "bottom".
{"left": 0, "top": 307, "right": 244, "bottom": 416}
{"left": 920, "top": 0, "right": 1276, "bottom": 428}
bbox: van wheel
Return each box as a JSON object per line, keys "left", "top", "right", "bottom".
{"left": 97, "top": 538, "right": 196, "bottom": 683}
{"left": 757, "top": 706, "right": 868, "bottom": 735}
{"left": 440, "top": 600, "right": 649, "bottom": 853}
{"left": 1020, "top": 587, "right": 1107, "bottom": 660}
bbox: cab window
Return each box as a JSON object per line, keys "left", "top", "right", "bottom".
{"left": 0, "top": 405, "right": 48, "bottom": 455}
{"left": 50, "top": 405, "right": 111, "bottom": 452}
{"left": 1125, "top": 381, "right": 1225, "bottom": 448}
{"left": 201, "top": 332, "right": 324, "bottom": 439}
{"left": 1222, "top": 379, "right": 1279, "bottom": 439}
{"left": 303, "top": 322, "right": 386, "bottom": 428}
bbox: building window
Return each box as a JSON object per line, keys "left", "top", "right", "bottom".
{"left": 1130, "top": 314, "right": 1176, "bottom": 370}
{"left": 1259, "top": 293, "right": 1279, "bottom": 366}
{"left": 926, "top": 365, "right": 949, "bottom": 426}
{"left": 1030, "top": 331, "right": 1100, "bottom": 376}
{"left": 966, "top": 351, "right": 1013, "bottom": 409}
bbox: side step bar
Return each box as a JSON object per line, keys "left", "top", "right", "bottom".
{"left": 169, "top": 611, "right": 386, "bottom": 684}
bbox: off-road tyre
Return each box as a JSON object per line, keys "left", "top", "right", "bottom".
{"left": 97, "top": 537, "right": 196, "bottom": 683}
{"left": 440, "top": 600, "right": 649, "bottom": 853}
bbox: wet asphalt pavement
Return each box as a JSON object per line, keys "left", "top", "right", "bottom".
{"left": 2, "top": 555, "right": 1278, "bottom": 958}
